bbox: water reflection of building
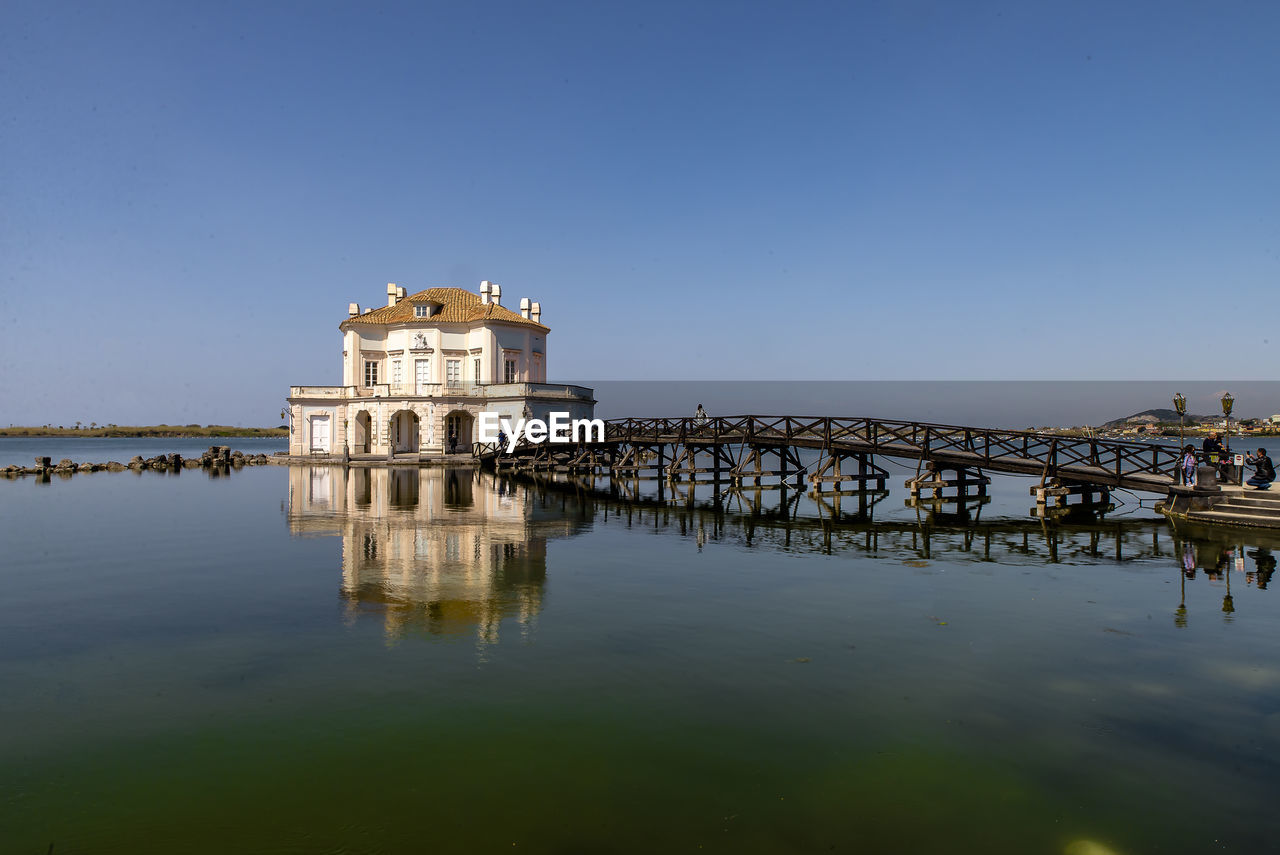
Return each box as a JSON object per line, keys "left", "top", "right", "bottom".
{"left": 286, "top": 466, "right": 588, "bottom": 646}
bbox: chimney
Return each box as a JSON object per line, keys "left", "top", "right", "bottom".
{"left": 480, "top": 280, "right": 491, "bottom": 305}
{"left": 348, "top": 302, "right": 360, "bottom": 317}
{"left": 531, "top": 301, "right": 541, "bottom": 324}
{"left": 519, "top": 297, "right": 531, "bottom": 319}
{"left": 386, "top": 282, "right": 399, "bottom": 307}
{"left": 490, "top": 283, "right": 501, "bottom": 306}
{"left": 398, "top": 286, "right": 406, "bottom": 301}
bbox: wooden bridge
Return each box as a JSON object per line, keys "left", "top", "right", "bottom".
{"left": 478, "top": 415, "right": 1181, "bottom": 500}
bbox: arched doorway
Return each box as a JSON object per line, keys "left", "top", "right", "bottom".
{"left": 444, "top": 410, "right": 473, "bottom": 454}
{"left": 353, "top": 410, "right": 372, "bottom": 454}
{"left": 391, "top": 409, "right": 420, "bottom": 454}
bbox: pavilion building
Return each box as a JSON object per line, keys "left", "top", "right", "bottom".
{"left": 288, "top": 281, "right": 595, "bottom": 457}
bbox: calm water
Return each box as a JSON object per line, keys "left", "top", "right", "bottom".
{"left": 0, "top": 436, "right": 287, "bottom": 468}
{"left": 2, "top": 460, "right": 1279, "bottom": 854}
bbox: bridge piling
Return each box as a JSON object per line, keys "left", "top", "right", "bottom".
{"left": 906, "top": 463, "right": 990, "bottom": 502}
{"left": 1031, "top": 479, "right": 1115, "bottom": 519}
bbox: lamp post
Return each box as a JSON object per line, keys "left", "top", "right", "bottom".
{"left": 1221, "top": 392, "right": 1234, "bottom": 453}
{"left": 1173, "top": 393, "right": 1186, "bottom": 481}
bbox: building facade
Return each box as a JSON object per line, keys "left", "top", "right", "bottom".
{"left": 288, "top": 281, "right": 595, "bottom": 457}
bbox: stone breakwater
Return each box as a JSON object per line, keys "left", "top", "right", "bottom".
{"left": 2, "top": 446, "right": 285, "bottom": 479}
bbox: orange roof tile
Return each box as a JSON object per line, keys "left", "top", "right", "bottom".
{"left": 340, "top": 287, "right": 548, "bottom": 332}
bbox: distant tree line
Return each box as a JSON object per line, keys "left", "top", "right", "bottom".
{"left": 0, "top": 424, "right": 288, "bottom": 438}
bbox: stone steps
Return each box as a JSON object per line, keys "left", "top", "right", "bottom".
{"left": 1186, "top": 487, "right": 1280, "bottom": 528}
{"left": 1188, "top": 509, "right": 1280, "bottom": 528}
{"left": 1222, "top": 495, "right": 1280, "bottom": 510}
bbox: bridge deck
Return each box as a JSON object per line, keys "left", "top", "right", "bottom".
{"left": 481, "top": 416, "right": 1180, "bottom": 494}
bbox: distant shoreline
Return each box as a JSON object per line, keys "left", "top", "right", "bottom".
{"left": 0, "top": 425, "right": 288, "bottom": 438}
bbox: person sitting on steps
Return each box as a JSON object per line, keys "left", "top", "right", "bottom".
{"left": 1245, "top": 448, "right": 1274, "bottom": 490}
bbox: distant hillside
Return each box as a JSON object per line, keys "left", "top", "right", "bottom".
{"left": 1103, "top": 408, "right": 1204, "bottom": 427}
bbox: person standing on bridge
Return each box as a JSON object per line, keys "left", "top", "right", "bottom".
{"left": 1181, "top": 444, "right": 1198, "bottom": 487}
{"left": 693, "top": 404, "right": 709, "bottom": 426}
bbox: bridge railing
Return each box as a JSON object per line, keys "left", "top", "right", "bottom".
{"left": 489, "top": 415, "right": 1184, "bottom": 483}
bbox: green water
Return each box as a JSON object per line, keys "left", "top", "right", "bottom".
{"left": 2, "top": 465, "right": 1277, "bottom": 853}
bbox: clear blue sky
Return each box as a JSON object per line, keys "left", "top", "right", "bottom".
{"left": 2, "top": 1, "right": 1277, "bottom": 425}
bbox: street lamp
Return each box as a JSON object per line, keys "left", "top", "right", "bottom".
{"left": 1173, "top": 391, "right": 1186, "bottom": 459}
{"left": 1221, "top": 392, "right": 1234, "bottom": 455}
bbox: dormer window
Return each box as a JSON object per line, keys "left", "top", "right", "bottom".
{"left": 414, "top": 304, "right": 429, "bottom": 318}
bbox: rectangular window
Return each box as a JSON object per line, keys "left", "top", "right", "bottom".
{"left": 364, "top": 360, "right": 379, "bottom": 387}
{"left": 415, "top": 359, "right": 430, "bottom": 393}
{"left": 391, "top": 360, "right": 402, "bottom": 387}
{"left": 415, "top": 304, "right": 429, "bottom": 318}
{"left": 473, "top": 358, "right": 482, "bottom": 384}
{"left": 446, "top": 359, "right": 461, "bottom": 386}
{"left": 504, "top": 359, "right": 517, "bottom": 383}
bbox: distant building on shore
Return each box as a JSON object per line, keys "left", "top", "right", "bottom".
{"left": 287, "top": 281, "right": 595, "bottom": 457}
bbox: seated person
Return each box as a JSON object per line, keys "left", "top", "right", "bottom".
{"left": 1203, "top": 433, "right": 1229, "bottom": 478}
{"left": 1245, "top": 448, "right": 1274, "bottom": 489}
{"left": 1202, "top": 433, "right": 1225, "bottom": 460}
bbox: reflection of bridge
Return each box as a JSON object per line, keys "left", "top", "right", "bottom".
{"left": 480, "top": 417, "right": 1179, "bottom": 501}
{"left": 501, "top": 470, "right": 1177, "bottom": 565}
{"left": 283, "top": 464, "right": 1280, "bottom": 631}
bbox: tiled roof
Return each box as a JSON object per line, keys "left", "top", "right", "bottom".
{"left": 340, "top": 287, "right": 548, "bottom": 331}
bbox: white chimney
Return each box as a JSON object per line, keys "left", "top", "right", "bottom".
{"left": 531, "top": 301, "right": 541, "bottom": 324}
{"left": 519, "top": 297, "right": 531, "bottom": 319}
{"left": 398, "top": 286, "right": 406, "bottom": 301}
{"left": 386, "top": 282, "right": 399, "bottom": 307}
{"left": 490, "top": 283, "right": 501, "bottom": 306}
{"left": 348, "top": 302, "right": 360, "bottom": 317}
{"left": 480, "top": 280, "right": 491, "bottom": 305}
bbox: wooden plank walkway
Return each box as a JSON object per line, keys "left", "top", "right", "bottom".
{"left": 478, "top": 415, "right": 1180, "bottom": 495}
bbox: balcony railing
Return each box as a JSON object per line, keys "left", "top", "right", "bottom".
{"left": 289, "top": 382, "right": 595, "bottom": 402}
